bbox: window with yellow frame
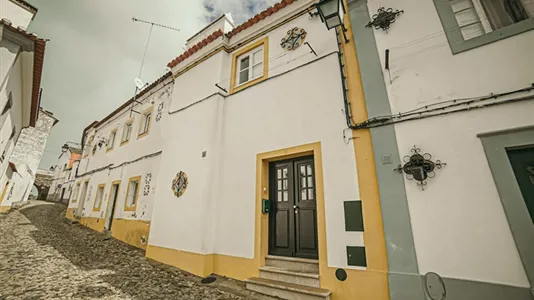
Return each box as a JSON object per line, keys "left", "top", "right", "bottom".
{"left": 106, "top": 129, "right": 118, "bottom": 152}
{"left": 124, "top": 176, "right": 141, "bottom": 211}
{"left": 72, "top": 182, "right": 81, "bottom": 203}
{"left": 92, "top": 184, "right": 106, "bottom": 211}
{"left": 120, "top": 118, "right": 134, "bottom": 146}
{"left": 229, "top": 37, "right": 269, "bottom": 94}
{"left": 137, "top": 106, "right": 153, "bottom": 139}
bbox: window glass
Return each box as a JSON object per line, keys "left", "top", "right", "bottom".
{"left": 122, "top": 123, "right": 132, "bottom": 142}
{"left": 108, "top": 131, "right": 116, "bottom": 149}
{"left": 236, "top": 45, "right": 264, "bottom": 85}
{"left": 126, "top": 180, "right": 139, "bottom": 207}
{"left": 95, "top": 186, "right": 104, "bottom": 209}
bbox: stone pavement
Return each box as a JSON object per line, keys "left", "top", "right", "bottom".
{"left": 0, "top": 201, "right": 266, "bottom": 300}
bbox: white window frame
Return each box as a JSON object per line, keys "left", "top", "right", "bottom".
{"left": 121, "top": 120, "right": 133, "bottom": 144}
{"left": 107, "top": 129, "right": 117, "bottom": 151}
{"left": 236, "top": 46, "right": 265, "bottom": 86}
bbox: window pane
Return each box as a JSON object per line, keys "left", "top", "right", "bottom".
{"left": 277, "top": 191, "right": 282, "bottom": 202}
{"left": 277, "top": 180, "right": 282, "bottom": 190}
{"left": 308, "top": 189, "right": 313, "bottom": 200}
{"left": 282, "top": 168, "right": 288, "bottom": 178}
{"left": 301, "top": 189, "right": 307, "bottom": 200}
{"left": 308, "top": 176, "right": 313, "bottom": 187}
{"left": 300, "top": 165, "right": 305, "bottom": 176}
{"left": 128, "top": 181, "right": 138, "bottom": 206}
{"left": 239, "top": 69, "right": 249, "bottom": 84}
{"left": 301, "top": 177, "right": 306, "bottom": 188}
{"left": 252, "top": 64, "right": 263, "bottom": 79}
{"left": 307, "top": 165, "right": 312, "bottom": 176}
{"left": 283, "top": 179, "right": 288, "bottom": 190}
{"left": 277, "top": 169, "right": 282, "bottom": 179}
{"left": 283, "top": 190, "right": 288, "bottom": 201}
{"left": 240, "top": 56, "right": 250, "bottom": 70}
{"left": 252, "top": 49, "right": 263, "bottom": 64}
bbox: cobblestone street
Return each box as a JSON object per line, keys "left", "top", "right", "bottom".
{"left": 0, "top": 201, "right": 256, "bottom": 300}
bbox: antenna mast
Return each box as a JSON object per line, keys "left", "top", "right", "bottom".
{"left": 129, "top": 17, "right": 180, "bottom": 117}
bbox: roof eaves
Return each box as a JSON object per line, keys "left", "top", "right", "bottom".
{"left": 167, "top": 29, "right": 223, "bottom": 68}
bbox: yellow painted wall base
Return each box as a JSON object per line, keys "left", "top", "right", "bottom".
{"left": 79, "top": 217, "right": 105, "bottom": 232}
{"left": 0, "top": 206, "right": 10, "bottom": 213}
{"left": 146, "top": 244, "right": 259, "bottom": 280}
{"left": 111, "top": 219, "right": 151, "bottom": 250}
{"left": 322, "top": 268, "right": 389, "bottom": 300}
{"left": 65, "top": 208, "right": 76, "bottom": 220}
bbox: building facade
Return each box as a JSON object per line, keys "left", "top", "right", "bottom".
{"left": 347, "top": 0, "right": 534, "bottom": 299}
{"left": 0, "top": 108, "right": 57, "bottom": 211}
{"left": 65, "top": 73, "right": 173, "bottom": 250}
{"left": 47, "top": 145, "right": 81, "bottom": 203}
{"left": 0, "top": 0, "right": 46, "bottom": 209}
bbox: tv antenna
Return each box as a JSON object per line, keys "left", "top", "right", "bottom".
{"left": 129, "top": 17, "right": 180, "bottom": 117}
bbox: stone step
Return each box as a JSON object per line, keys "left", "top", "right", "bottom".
{"left": 245, "top": 277, "right": 330, "bottom": 300}
{"left": 259, "top": 266, "right": 320, "bottom": 288}
{"left": 265, "top": 255, "right": 319, "bottom": 273}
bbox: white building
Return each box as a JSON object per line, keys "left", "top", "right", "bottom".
{"left": 0, "top": 108, "right": 57, "bottom": 211}
{"left": 347, "top": 0, "right": 534, "bottom": 298}
{"left": 0, "top": 0, "right": 47, "bottom": 212}
{"left": 66, "top": 73, "right": 173, "bottom": 250}
{"left": 46, "top": 144, "right": 81, "bottom": 204}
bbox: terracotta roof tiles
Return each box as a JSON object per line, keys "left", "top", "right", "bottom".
{"left": 167, "top": 0, "right": 299, "bottom": 69}
{"left": 167, "top": 29, "right": 223, "bottom": 68}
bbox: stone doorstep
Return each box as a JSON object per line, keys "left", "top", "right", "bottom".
{"left": 246, "top": 277, "right": 331, "bottom": 300}
{"left": 265, "top": 255, "right": 319, "bottom": 273}
{"left": 259, "top": 266, "right": 320, "bottom": 288}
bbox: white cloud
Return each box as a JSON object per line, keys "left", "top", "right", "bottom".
{"left": 202, "top": 0, "right": 280, "bottom": 24}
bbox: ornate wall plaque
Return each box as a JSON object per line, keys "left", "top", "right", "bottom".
{"left": 171, "top": 171, "right": 188, "bottom": 198}
{"left": 155, "top": 102, "right": 164, "bottom": 122}
{"left": 280, "top": 27, "right": 307, "bottom": 51}
{"left": 366, "top": 7, "right": 404, "bottom": 31}
{"left": 395, "top": 146, "right": 446, "bottom": 190}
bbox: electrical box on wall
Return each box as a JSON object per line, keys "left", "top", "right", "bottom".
{"left": 262, "top": 199, "right": 270, "bottom": 213}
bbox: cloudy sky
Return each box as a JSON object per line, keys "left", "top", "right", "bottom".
{"left": 27, "top": 0, "right": 278, "bottom": 169}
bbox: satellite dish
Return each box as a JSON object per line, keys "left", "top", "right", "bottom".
{"left": 134, "top": 78, "right": 145, "bottom": 90}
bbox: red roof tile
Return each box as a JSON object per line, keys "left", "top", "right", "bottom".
{"left": 167, "top": 29, "right": 223, "bottom": 68}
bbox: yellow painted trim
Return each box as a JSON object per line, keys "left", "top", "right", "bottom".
{"left": 0, "top": 180, "right": 10, "bottom": 206}
{"left": 79, "top": 216, "right": 105, "bottom": 232}
{"left": 124, "top": 175, "right": 141, "bottom": 212}
{"left": 103, "top": 180, "right": 121, "bottom": 227}
{"left": 229, "top": 37, "right": 269, "bottom": 94}
{"left": 120, "top": 117, "right": 135, "bottom": 146}
{"left": 65, "top": 208, "right": 76, "bottom": 220}
{"left": 111, "top": 219, "right": 150, "bottom": 249}
{"left": 92, "top": 183, "right": 106, "bottom": 212}
{"left": 71, "top": 181, "right": 81, "bottom": 203}
{"left": 0, "top": 206, "right": 10, "bottom": 213}
{"left": 146, "top": 245, "right": 258, "bottom": 280}
{"left": 137, "top": 105, "right": 154, "bottom": 139}
{"left": 106, "top": 128, "right": 118, "bottom": 152}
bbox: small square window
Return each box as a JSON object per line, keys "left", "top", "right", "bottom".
{"left": 93, "top": 185, "right": 105, "bottom": 211}
{"left": 107, "top": 130, "right": 117, "bottom": 150}
{"left": 124, "top": 176, "right": 141, "bottom": 211}
{"left": 121, "top": 121, "right": 133, "bottom": 144}
{"left": 237, "top": 47, "right": 264, "bottom": 85}
{"left": 138, "top": 107, "right": 153, "bottom": 138}
{"left": 230, "top": 38, "right": 268, "bottom": 93}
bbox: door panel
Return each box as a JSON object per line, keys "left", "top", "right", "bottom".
{"left": 269, "top": 157, "right": 318, "bottom": 259}
{"left": 270, "top": 162, "right": 294, "bottom": 257}
{"left": 508, "top": 147, "right": 534, "bottom": 224}
{"left": 294, "top": 159, "right": 318, "bottom": 258}
{"left": 105, "top": 184, "right": 119, "bottom": 230}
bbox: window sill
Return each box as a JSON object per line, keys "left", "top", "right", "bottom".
{"left": 106, "top": 148, "right": 114, "bottom": 153}
{"left": 230, "top": 75, "right": 268, "bottom": 94}
{"left": 120, "top": 140, "right": 130, "bottom": 147}
{"left": 450, "top": 19, "right": 534, "bottom": 54}
{"left": 137, "top": 131, "right": 150, "bottom": 139}
{"left": 92, "top": 207, "right": 101, "bottom": 212}
{"left": 124, "top": 205, "right": 137, "bottom": 212}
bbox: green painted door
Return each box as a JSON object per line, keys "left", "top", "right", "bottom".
{"left": 507, "top": 147, "right": 534, "bottom": 224}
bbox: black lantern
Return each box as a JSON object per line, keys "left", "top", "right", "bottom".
{"left": 316, "top": 0, "right": 349, "bottom": 43}
{"left": 61, "top": 143, "right": 69, "bottom": 153}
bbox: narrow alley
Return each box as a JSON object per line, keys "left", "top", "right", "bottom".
{"left": 0, "top": 201, "right": 257, "bottom": 300}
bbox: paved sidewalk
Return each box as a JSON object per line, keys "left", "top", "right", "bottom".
{"left": 0, "top": 201, "right": 254, "bottom": 300}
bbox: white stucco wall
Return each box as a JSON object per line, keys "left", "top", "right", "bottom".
{"left": 68, "top": 78, "right": 172, "bottom": 224}
{"left": 367, "top": 0, "right": 534, "bottom": 287}
{"left": 0, "top": 0, "right": 34, "bottom": 29}
{"left": 150, "top": 9, "right": 363, "bottom": 269}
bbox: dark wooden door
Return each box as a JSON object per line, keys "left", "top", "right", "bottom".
{"left": 508, "top": 147, "right": 534, "bottom": 225}
{"left": 269, "top": 157, "right": 318, "bottom": 259}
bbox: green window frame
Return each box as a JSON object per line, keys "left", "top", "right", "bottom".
{"left": 433, "top": 0, "right": 534, "bottom": 54}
